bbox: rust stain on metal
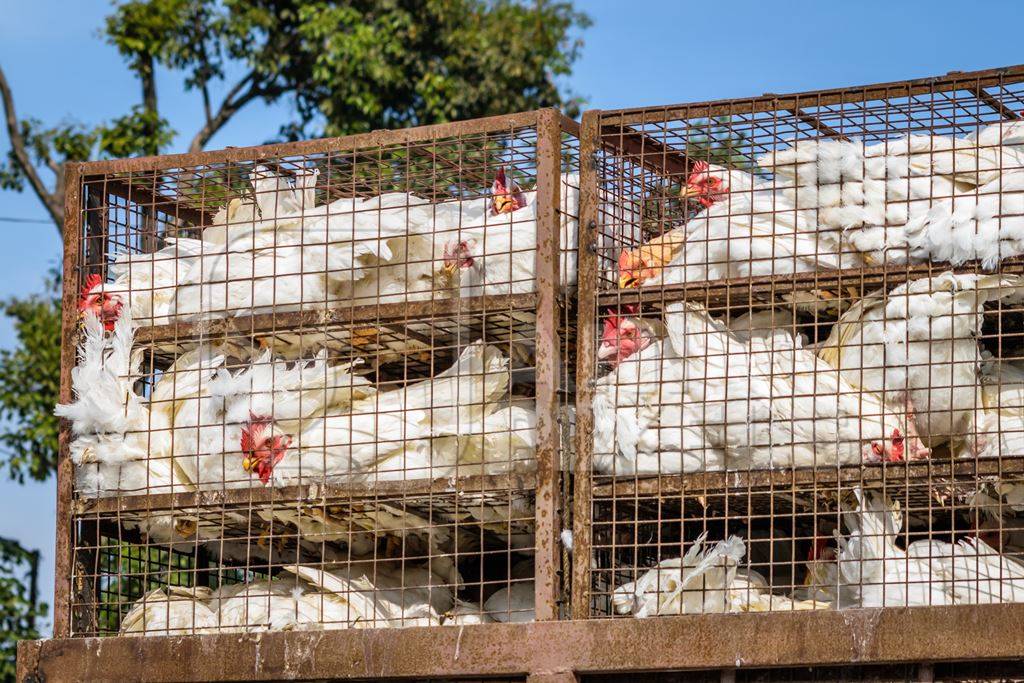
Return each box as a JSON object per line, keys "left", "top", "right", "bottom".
{"left": 19, "top": 605, "right": 1024, "bottom": 681}
{"left": 532, "top": 108, "right": 564, "bottom": 621}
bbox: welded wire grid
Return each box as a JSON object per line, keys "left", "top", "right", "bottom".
{"left": 58, "top": 111, "right": 579, "bottom": 636}
{"left": 71, "top": 490, "right": 536, "bottom": 636}
{"left": 576, "top": 67, "right": 1024, "bottom": 619}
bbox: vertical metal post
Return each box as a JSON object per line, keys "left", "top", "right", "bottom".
{"left": 533, "top": 108, "right": 563, "bottom": 621}
{"left": 53, "top": 162, "right": 83, "bottom": 638}
{"left": 571, "top": 110, "right": 600, "bottom": 620}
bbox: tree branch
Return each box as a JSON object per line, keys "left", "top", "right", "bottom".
{"left": 0, "top": 63, "right": 62, "bottom": 234}
{"left": 187, "top": 71, "right": 260, "bottom": 153}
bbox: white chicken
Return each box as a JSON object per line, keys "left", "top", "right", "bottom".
{"left": 483, "top": 580, "right": 535, "bottom": 623}
{"left": 440, "top": 169, "right": 580, "bottom": 297}
{"left": 905, "top": 171, "right": 1024, "bottom": 269}
{"left": 297, "top": 563, "right": 451, "bottom": 628}
{"left": 757, "top": 123, "right": 1024, "bottom": 267}
{"left": 611, "top": 534, "right": 824, "bottom": 617}
{"left": 173, "top": 349, "right": 374, "bottom": 489}
{"left": 592, "top": 320, "right": 725, "bottom": 475}
{"left": 617, "top": 162, "right": 853, "bottom": 290}
{"left": 171, "top": 190, "right": 440, "bottom": 321}
{"left": 119, "top": 586, "right": 218, "bottom": 636}
{"left": 818, "top": 272, "right": 1024, "bottom": 451}
{"left": 55, "top": 310, "right": 223, "bottom": 496}
{"left": 120, "top": 557, "right": 468, "bottom": 636}
{"left": 818, "top": 490, "right": 954, "bottom": 608}
{"left": 958, "top": 357, "right": 1024, "bottom": 461}
{"left": 663, "top": 301, "right": 925, "bottom": 469}
{"left": 235, "top": 342, "right": 534, "bottom": 486}
{"left": 814, "top": 490, "right": 1024, "bottom": 608}
{"left": 77, "top": 238, "right": 210, "bottom": 327}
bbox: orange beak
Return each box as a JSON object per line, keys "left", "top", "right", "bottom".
{"left": 679, "top": 183, "right": 702, "bottom": 199}
{"left": 618, "top": 250, "right": 649, "bottom": 289}
{"left": 493, "top": 194, "right": 517, "bottom": 214}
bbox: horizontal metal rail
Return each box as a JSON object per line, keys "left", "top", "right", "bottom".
{"left": 74, "top": 472, "right": 536, "bottom": 515}
{"left": 19, "top": 604, "right": 1024, "bottom": 681}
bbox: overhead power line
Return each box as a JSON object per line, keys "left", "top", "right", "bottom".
{"left": 0, "top": 216, "right": 53, "bottom": 224}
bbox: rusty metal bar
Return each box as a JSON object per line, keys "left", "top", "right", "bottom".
{"left": 77, "top": 109, "right": 546, "bottom": 177}
{"left": 590, "top": 458, "right": 1024, "bottom": 498}
{"left": 20, "top": 604, "right": 1024, "bottom": 681}
{"left": 599, "top": 123, "right": 692, "bottom": 178}
{"left": 784, "top": 108, "right": 851, "bottom": 140}
{"left": 595, "top": 257, "right": 1024, "bottom": 307}
{"left": 571, "top": 110, "right": 600, "bottom": 621}
{"left": 53, "top": 162, "right": 83, "bottom": 639}
{"left": 601, "top": 64, "right": 1024, "bottom": 126}
{"left": 967, "top": 84, "right": 1022, "bottom": 121}
{"left": 532, "top": 108, "right": 563, "bottom": 621}
{"left": 74, "top": 473, "right": 534, "bottom": 516}
{"left": 96, "top": 177, "right": 214, "bottom": 227}
{"left": 134, "top": 292, "right": 539, "bottom": 346}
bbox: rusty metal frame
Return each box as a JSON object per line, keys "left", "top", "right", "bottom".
{"left": 569, "top": 62, "right": 1024, "bottom": 651}
{"left": 600, "top": 64, "right": 1024, "bottom": 126}
{"left": 52, "top": 107, "right": 581, "bottom": 639}
{"left": 40, "top": 60, "right": 1024, "bottom": 677}
{"left": 571, "top": 110, "right": 600, "bottom": 619}
{"left": 20, "top": 604, "right": 1024, "bottom": 681}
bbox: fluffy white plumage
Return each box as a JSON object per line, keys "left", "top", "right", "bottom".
{"left": 819, "top": 272, "right": 1024, "bottom": 450}
{"left": 119, "top": 586, "right": 219, "bottom": 636}
{"left": 172, "top": 349, "right": 373, "bottom": 489}
{"left": 441, "top": 173, "right": 580, "bottom": 297}
{"left": 593, "top": 338, "right": 725, "bottom": 475}
{"left": 757, "top": 122, "right": 1024, "bottom": 267}
{"left": 812, "top": 490, "right": 1024, "bottom": 608}
{"left": 663, "top": 301, "right": 922, "bottom": 468}
{"left": 120, "top": 558, "right": 471, "bottom": 635}
{"left": 251, "top": 342, "right": 535, "bottom": 485}
{"left": 612, "top": 533, "right": 825, "bottom": 617}
{"left": 55, "top": 310, "right": 217, "bottom": 496}
{"left": 652, "top": 166, "right": 850, "bottom": 287}
{"left": 961, "top": 357, "right": 1024, "bottom": 461}
{"left": 905, "top": 171, "right": 1024, "bottom": 270}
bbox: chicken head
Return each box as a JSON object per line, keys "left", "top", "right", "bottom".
{"left": 490, "top": 167, "right": 526, "bottom": 215}
{"left": 78, "top": 274, "right": 123, "bottom": 332}
{"left": 240, "top": 413, "right": 293, "bottom": 485}
{"left": 680, "top": 160, "right": 730, "bottom": 208}
{"left": 598, "top": 310, "right": 656, "bottom": 365}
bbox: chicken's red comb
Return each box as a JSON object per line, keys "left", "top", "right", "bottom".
{"left": 240, "top": 413, "right": 272, "bottom": 452}
{"left": 80, "top": 274, "right": 102, "bottom": 296}
{"left": 690, "top": 160, "right": 710, "bottom": 174}
{"left": 602, "top": 316, "right": 622, "bottom": 333}
{"left": 493, "top": 166, "right": 508, "bottom": 190}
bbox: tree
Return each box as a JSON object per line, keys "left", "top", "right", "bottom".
{"left": 0, "top": 537, "right": 46, "bottom": 679}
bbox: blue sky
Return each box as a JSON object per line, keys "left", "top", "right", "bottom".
{"left": 2, "top": 0, "right": 1024, "bottom": 634}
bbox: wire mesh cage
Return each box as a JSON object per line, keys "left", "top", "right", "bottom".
{"left": 55, "top": 109, "right": 579, "bottom": 637}
{"left": 573, "top": 66, "right": 1024, "bottom": 620}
